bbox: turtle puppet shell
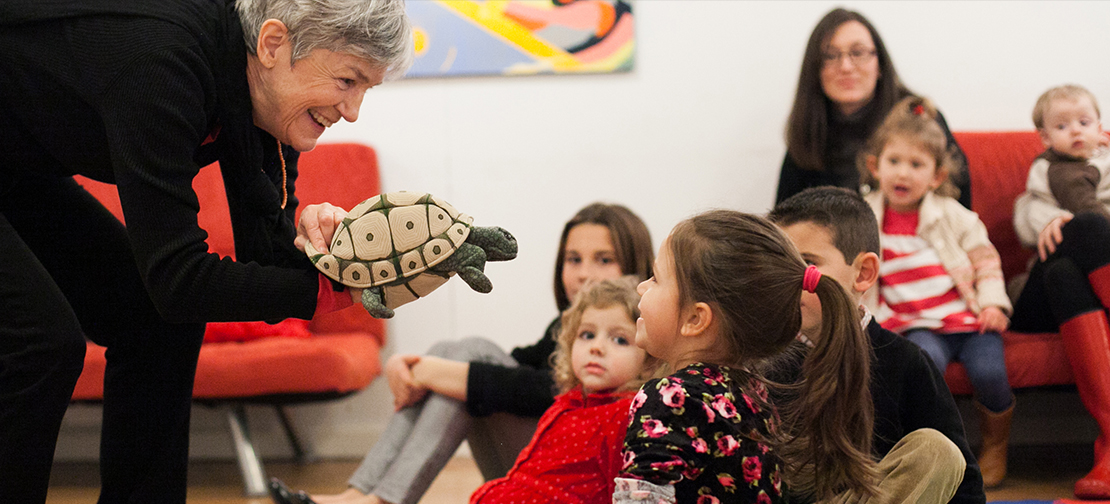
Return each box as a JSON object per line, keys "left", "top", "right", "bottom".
{"left": 306, "top": 191, "right": 474, "bottom": 288}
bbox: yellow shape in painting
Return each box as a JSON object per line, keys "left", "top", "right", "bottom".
{"left": 436, "top": 0, "right": 581, "bottom": 72}
{"left": 413, "top": 26, "right": 428, "bottom": 56}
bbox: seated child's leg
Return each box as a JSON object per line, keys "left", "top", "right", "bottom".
{"left": 904, "top": 329, "right": 953, "bottom": 375}
{"left": 371, "top": 393, "right": 474, "bottom": 504}
{"left": 428, "top": 336, "right": 517, "bottom": 365}
{"left": 818, "top": 428, "right": 965, "bottom": 504}
{"left": 349, "top": 338, "right": 518, "bottom": 503}
{"left": 425, "top": 336, "right": 538, "bottom": 480}
{"left": 958, "top": 332, "right": 1013, "bottom": 412}
{"left": 959, "top": 331, "right": 1014, "bottom": 487}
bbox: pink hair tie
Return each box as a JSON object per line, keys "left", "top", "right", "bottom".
{"left": 802, "top": 265, "right": 822, "bottom": 293}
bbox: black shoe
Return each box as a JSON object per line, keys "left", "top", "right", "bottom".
{"left": 268, "top": 478, "right": 304, "bottom": 504}
{"left": 296, "top": 490, "right": 319, "bottom": 504}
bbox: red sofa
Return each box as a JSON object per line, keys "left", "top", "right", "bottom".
{"left": 942, "top": 132, "right": 1073, "bottom": 394}
{"left": 70, "top": 143, "right": 387, "bottom": 496}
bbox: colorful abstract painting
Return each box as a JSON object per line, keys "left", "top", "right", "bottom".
{"left": 405, "top": 0, "right": 634, "bottom": 78}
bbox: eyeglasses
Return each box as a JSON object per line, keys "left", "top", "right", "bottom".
{"left": 822, "top": 48, "right": 876, "bottom": 68}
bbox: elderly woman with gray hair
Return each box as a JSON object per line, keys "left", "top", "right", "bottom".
{"left": 0, "top": 0, "right": 411, "bottom": 502}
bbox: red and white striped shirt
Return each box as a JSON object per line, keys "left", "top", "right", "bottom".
{"left": 875, "top": 207, "right": 979, "bottom": 335}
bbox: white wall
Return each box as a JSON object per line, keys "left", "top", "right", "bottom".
{"left": 55, "top": 0, "right": 1110, "bottom": 461}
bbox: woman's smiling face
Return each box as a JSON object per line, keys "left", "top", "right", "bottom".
{"left": 819, "top": 20, "right": 879, "bottom": 116}
{"left": 248, "top": 21, "right": 385, "bottom": 151}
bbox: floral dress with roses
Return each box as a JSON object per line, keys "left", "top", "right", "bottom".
{"left": 614, "top": 363, "right": 783, "bottom": 504}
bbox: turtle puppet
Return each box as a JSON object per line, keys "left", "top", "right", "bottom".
{"left": 304, "top": 191, "right": 518, "bottom": 318}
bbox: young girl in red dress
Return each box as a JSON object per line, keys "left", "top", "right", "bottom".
{"left": 469, "top": 276, "right": 659, "bottom": 504}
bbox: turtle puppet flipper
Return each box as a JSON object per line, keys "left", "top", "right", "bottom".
{"left": 431, "top": 244, "right": 491, "bottom": 293}
{"left": 361, "top": 287, "right": 396, "bottom": 319}
{"left": 428, "top": 226, "right": 518, "bottom": 294}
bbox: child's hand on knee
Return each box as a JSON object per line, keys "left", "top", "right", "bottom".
{"left": 386, "top": 354, "right": 427, "bottom": 410}
{"left": 978, "top": 307, "right": 1010, "bottom": 334}
{"left": 1038, "top": 215, "right": 1073, "bottom": 261}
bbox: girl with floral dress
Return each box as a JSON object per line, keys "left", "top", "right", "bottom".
{"left": 469, "top": 276, "right": 659, "bottom": 503}
{"left": 615, "top": 211, "right": 878, "bottom": 504}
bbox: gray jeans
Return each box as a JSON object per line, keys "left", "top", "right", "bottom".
{"left": 348, "top": 337, "right": 540, "bottom": 504}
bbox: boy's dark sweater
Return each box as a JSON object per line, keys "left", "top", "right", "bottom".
{"left": 769, "top": 320, "right": 985, "bottom": 504}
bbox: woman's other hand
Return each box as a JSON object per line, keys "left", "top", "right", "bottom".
{"left": 1037, "top": 214, "right": 1073, "bottom": 261}
{"left": 385, "top": 354, "right": 428, "bottom": 411}
{"left": 296, "top": 203, "right": 348, "bottom": 253}
{"left": 978, "top": 306, "right": 1010, "bottom": 334}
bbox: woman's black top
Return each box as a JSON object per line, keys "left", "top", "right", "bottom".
{"left": 775, "top": 98, "right": 972, "bottom": 209}
{"left": 0, "top": 0, "right": 319, "bottom": 323}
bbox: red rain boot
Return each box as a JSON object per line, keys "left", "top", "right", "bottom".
{"left": 1060, "top": 310, "right": 1110, "bottom": 499}
{"left": 1088, "top": 265, "right": 1110, "bottom": 464}
{"left": 1089, "top": 264, "right": 1110, "bottom": 310}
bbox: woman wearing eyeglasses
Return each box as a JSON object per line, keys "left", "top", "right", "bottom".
{"left": 776, "top": 8, "right": 971, "bottom": 209}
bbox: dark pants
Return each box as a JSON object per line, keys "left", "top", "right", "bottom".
{"left": 904, "top": 329, "right": 1012, "bottom": 411}
{"left": 1011, "top": 212, "right": 1110, "bottom": 332}
{"left": 0, "top": 170, "right": 204, "bottom": 503}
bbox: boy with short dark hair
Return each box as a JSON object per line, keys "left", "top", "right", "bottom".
{"left": 769, "top": 186, "right": 985, "bottom": 504}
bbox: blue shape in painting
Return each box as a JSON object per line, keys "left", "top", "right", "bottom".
{"left": 406, "top": 1, "right": 534, "bottom": 78}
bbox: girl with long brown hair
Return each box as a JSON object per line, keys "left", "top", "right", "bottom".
{"left": 614, "top": 210, "right": 876, "bottom": 503}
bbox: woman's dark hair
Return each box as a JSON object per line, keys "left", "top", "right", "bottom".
{"left": 785, "top": 7, "right": 910, "bottom": 171}
{"left": 553, "top": 203, "right": 654, "bottom": 311}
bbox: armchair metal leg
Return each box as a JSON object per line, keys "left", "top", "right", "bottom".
{"left": 275, "top": 405, "right": 316, "bottom": 464}
{"left": 226, "top": 404, "right": 268, "bottom": 497}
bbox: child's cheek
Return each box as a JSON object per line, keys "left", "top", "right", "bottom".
{"left": 634, "top": 318, "right": 648, "bottom": 348}
{"left": 799, "top": 292, "right": 822, "bottom": 337}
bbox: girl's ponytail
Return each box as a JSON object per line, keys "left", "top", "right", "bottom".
{"left": 899, "top": 95, "right": 938, "bottom": 122}
{"left": 783, "top": 275, "right": 879, "bottom": 500}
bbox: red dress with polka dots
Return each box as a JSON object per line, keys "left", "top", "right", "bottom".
{"left": 469, "top": 388, "right": 633, "bottom": 504}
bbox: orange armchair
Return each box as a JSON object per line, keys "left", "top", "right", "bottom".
{"left": 69, "top": 143, "right": 387, "bottom": 496}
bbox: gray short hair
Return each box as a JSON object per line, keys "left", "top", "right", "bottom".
{"left": 237, "top": 0, "right": 414, "bottom": 80}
